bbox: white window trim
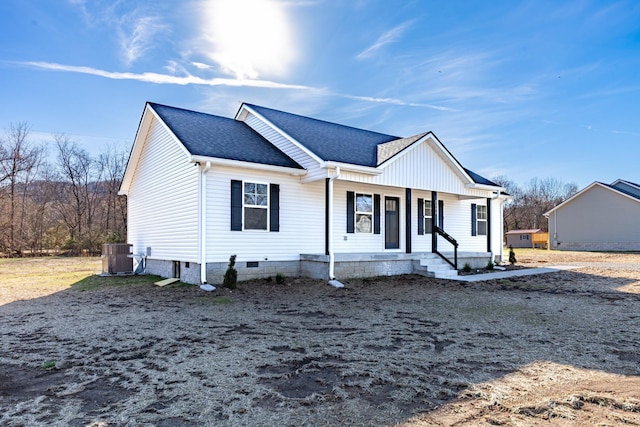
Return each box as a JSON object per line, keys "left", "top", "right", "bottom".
{"left": 477, "top": 205, "right": 487, "bottom": 236}
{"left": 355, "top": 193, "right": 373, "bottom": 234}
{"left": 242, "top": 180, "right": 269, "bottom": 231}
{"left": 424, "top": 199, "right": 433, "bottom": 234}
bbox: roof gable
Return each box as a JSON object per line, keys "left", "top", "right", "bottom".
{"left": 244, "top": 104, "right": 398, "bottom": 167}
{"left": 150, "top": 103, "right": 302, "bottom": 169}
{"left": 545, "top": 180, "right": 640, "bottom": 216}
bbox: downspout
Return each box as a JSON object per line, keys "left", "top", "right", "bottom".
{"left": 328, "top": 167, "right": 343, "bottom": 287}
{"left": 200, "top": 161, "right": 211, "bottom": 285}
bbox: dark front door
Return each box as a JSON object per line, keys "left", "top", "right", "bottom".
{"left": 385, "top": 197, "right": 400, "bottom": 249}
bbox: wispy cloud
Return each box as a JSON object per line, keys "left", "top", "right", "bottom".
{"left": 340, "top": 94, "right": 457, "bottom": 112}
{"left": 20, "top": 61, "right": 311, "bottom": 90}
{"left": 119, "top": 14, "right": 168, "bottom": 66}
{"left": 356, "top": 20, "right": 415, "bottom": 60}
{"left": 16, "top": 61, "right": 458, "bottom": 112}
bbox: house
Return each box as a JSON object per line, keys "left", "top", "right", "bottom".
{"left": 505, "top": 229, "right": 548, "bottom": 249}
{"left": 119, "top": 102, "right": 509, "bottom": 285}
{"left": 544, "top": 179, "right": 640, "bottom": 251}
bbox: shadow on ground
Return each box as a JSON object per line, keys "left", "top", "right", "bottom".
{"left": 1, "top": 262, "right": 639, "bottom": 426}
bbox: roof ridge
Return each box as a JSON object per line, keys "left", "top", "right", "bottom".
{"left": 245, "top": 103, "right": 399, "bottom": 139}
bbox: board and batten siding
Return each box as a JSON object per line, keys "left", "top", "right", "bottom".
{"left": 339, "top": 142, "right": 488, "bottom": 198}
{"left": 127, "top": 117, "right": 200, "bottom": 262}
{"left": 205, "top": 165, "right": 325, "bottom": 262}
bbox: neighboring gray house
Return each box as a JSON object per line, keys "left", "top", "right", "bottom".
{"left": 119, "top": 102, "right": 509, "bottom": 285}
{"left": 544, "top": 179, "right": 640, "bottom": 251}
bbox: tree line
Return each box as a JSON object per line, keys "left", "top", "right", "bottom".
{"left": 0, "top": 122, "right": 128, "bottom": 257}
{"left": 493, "top": 176, "right": 578, "bottom": 232}
{"left": 0, "top": 121, "right": 578, "bottom": 257}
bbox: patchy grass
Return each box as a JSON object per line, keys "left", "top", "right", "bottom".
{"left": 0, "top": 257, "right": 102, "bottom": 304}
{"left": 71, "top": 274, "right": 162, "bottom": 292}
{"left": 195, "top": 295, "right": 234, "bottom": 305}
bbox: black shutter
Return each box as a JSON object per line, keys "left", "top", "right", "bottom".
{"left": 471, "top": 203, "right": 477, "bottom": 236}
{"left": 346, "top": 191, "right": 355, "bottom": 233}
{"left": 417, "top": 198, "right": 424, "bottom": 235}
{"left": 231, "top": 180, "right": 243, "bottom": 231}
{"left": 270, "top": 184, "right": 279, "bottom": 232}
{"left": 373, "top": 194, "right": 381, "bottom": 234}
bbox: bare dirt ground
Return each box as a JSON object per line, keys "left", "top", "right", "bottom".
{"left": 1, "top": 250, "right": 640, "bottom": 426}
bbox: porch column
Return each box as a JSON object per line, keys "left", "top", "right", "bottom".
{"left": 486, "top": 197, "right": 492, "bottom": 253}
{"left": 431, "top": 191, "right": 437, "bottom": 252}
{"left": 405, "top": 188, "right": 411, "bottom": 253}
{"left": 325, "top": 178, "right": 330, "bottom": 256}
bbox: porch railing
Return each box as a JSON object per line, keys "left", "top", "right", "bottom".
{"left": 433, "top": 226, "right": 458, "bottom": 269}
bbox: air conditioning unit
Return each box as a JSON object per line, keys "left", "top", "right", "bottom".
{"left": 102, "top": 244, "right": 133, "bottom": 274}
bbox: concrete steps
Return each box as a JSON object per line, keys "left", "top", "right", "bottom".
{"left": 414, "top": 254, "right": 458, "bottom": 279}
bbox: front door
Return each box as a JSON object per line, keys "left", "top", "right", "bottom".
{"left": 385, "top": 197, "right": 400, "bottom": 249}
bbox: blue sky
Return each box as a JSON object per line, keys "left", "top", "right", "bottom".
{"left": 1, "top": 0, "right": 639, "bottom": 188}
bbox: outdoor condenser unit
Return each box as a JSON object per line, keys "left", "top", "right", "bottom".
{"left": 102, "top": 243, "right": 133, "bottom": 274}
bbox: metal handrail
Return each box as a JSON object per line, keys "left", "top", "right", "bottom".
{"left": 433, "top": 226, "right": 458, "bottom": 269}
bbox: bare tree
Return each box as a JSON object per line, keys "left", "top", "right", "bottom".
{"left": 53, "top": 134, "right": 103, "bottom": 254}
{"left": 97, "top": 143, "right": 128, "bottom": 242}
{"left": 493, "top": 176, "right": 578, "bottom": 234}
{"left": 0, "top": 123, "right": 43, "bottom": 256}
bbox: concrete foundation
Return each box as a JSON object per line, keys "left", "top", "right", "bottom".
{"left": 551, "top": 241, "right": 640, "bottom": 251}
{"left": 144, "top": 252, "right": 493, "bottom": 285}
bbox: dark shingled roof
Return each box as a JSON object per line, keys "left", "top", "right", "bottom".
{"left": 463, "top": 168, "right": 499, "bottom": 187}
{"left": 149, "top": 102, "right": 500, "bottom": 187}
{"left": 149, "top": 103, "right": 303, "bottom": 169}
{"left": 604, "top": 182, "right": 640, "bottom": 201}
{"left": 246, "top": 104, "right": 399, "bottom": 167}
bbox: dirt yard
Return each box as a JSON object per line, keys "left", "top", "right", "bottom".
{"left": 1, "top": 250, "right": 639, "bottom": 426}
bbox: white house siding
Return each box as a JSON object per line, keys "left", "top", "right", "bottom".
{"left": 205, "top": 165, "right": 325, "bottom": 262}
{"left": 331, "top": 181, "right": 498, "bottom": 256}
{"left": 332, "top": 180, "right": 406, "bottom": 253}
{"left": 549, "top": 185, "right": 640, "bottom": 250}
{"left": 339, "top": 141, "right": 488, "bottom": 198}
{"left": 127, "top": 117, "right": 200, "bottom": 262}
{"left": 412, "top": 190, "right": 433, "bottom": 253}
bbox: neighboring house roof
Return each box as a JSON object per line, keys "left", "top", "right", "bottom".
{"left": 506, "top": 229, "right": 542, "bottom": 235}
{"left": 150, "top": 103, "right": 303, "bottom": 169}
{"left": 544, "top": 180, "right": 640, "bottom": 217}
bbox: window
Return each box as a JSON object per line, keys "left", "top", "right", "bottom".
{"left": 355, "top": 193, "right": 373, "bottom": 233}
{"left": 424, "top": 200, "right": 433, "bottom": 234}
{"left": 477, "top": 205, "right": 487, "bottom": 236}
{"left": 231, "top": 180, "right": 279, "bottom": 232}
{"left": 520, "top": 234, "right": 529, "bottom": 240}
{"left": 243, "top": 182, "right": 268, "bottom": 230}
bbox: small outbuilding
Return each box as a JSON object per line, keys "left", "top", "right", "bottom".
{"left": 544, "top": 179, "right": 640, "bottom": 251}
{"left": 505, "top": 229, "right": 548, "bottom": 249}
